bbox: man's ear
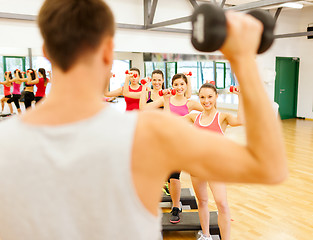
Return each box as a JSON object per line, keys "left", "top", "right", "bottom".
{"left": 102, "top": 37, "right": 114, "bottom": 66}
{"left": 42, "top": 44, "right": 50, "bottom": 61}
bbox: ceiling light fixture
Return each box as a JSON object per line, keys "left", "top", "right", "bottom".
{"left": 280, "top": 2, "right": 304, "bottom": 9}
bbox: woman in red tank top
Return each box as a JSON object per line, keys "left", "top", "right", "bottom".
{"left": 0, "top": 72, "right": 14, "bottom": 114}
{"left": 184, "top": 83, "right": 243, "bottom": 240}
{"left": 103, "top": 68, "right": 144, "bottom": 111}
{"left": 35, "top": 68, "right": 50, "bottom": 104}
{"left": 122, "top": 68, "right": 143, "bottom": 111}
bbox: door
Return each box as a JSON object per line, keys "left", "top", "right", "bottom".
{"left": 274, "top": 57, "right": 299, "bottom": 120}
{"left": 3, "top": 56, "right": 26, "bottom": 74}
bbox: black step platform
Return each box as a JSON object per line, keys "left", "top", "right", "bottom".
{"left": 0, "top": 114, "right": 12, "bottom": 121}
{"left": 162, "top": 211, "right": 220, "bottom": 237}
{"left": 162, "top": 188, "right": 198, "bottom": 209}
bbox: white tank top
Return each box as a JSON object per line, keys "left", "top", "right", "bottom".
{"left": 0, "top": 106, "right": 161, "bottom": 240}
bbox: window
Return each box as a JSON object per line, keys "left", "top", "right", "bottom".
{"left": 216, "top": 62, "right": 226, "bottom": 89}
{"left": 166, "top": 62, "right": 177, "bottom": 88}
{"left": 2, "top": 56, "right": 26, "bottom": 95}
{"left": 200, "top": 61, "right": 215, "bottom": 86}
{"left": 225, "top": 62, "right": 234, "bottom": 88}
{"left": 144, "top": 62, "right": 154, "bottom": 78}
{"left": 177, "top": 61, "right": 198, "bottom": 91}
{"left": 144, "top": 62, "right": 175, "bottom": 88}
{"left": 26, "top": 56, "right": 52, "bottom": 72}
{"left": 110, "top": 60, "right": 130, "bottom": 91}
{"left": 143, "top": 60, "right": 234, "bottom": 93}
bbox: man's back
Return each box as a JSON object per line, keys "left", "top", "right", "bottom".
{"left": 0, "top": 107, "right": 160, "bottom": 240}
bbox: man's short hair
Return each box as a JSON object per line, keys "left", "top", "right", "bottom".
{"left": 38, "top": 0, "right": 115, "bottom": 72}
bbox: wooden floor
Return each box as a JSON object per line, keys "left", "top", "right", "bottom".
{"left": 163, "top": 119, "right": 313, "bottom": 240}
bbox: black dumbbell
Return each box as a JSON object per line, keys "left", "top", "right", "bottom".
{"left": 191, "top": 3, "right": 275, "bottom": 54}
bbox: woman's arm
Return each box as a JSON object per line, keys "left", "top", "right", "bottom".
{"left": 183, "top": 113, "right": 198, "bottom": 124}
{"left": 2, "top": 75, "right": 10, "bottom": 84}
{"left": 104, "top": 87, "right": 123, "bottom": 97}
{"left": 123, "top": 76, "right": 149, "bottom": 99}
{"left": 142, "top": 97, "right": 165, "bottom": 110}
{"left": 27, "top": 71, "right": 40, "bottom": 85}
{"left": 14, "top": 70, "right": 28, "bottom": 83}
{"left": 47, "top": 71, "right": 52, "bottom": 83}
{"left": 185, "top": 73, "right": 192, "bottom": 99}
{"left": 224, "top": 88, "right": 244, "bottom": 127}
{"left": 163, "top": 91, "right": 171, "bottom": 112}
{"left": 139, "top": 85, "right": 149, "bottom": 110}
{"left": 188, "top": 100, "right": 203, "bottom": 112}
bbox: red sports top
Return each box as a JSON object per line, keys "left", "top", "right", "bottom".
{"left": 3, "top": 85, "right": 11, "bottom": 96}
{"left": 35, "top": 78, "right": 49, "bottom": 97}
{"left": 124, "top": 85, "right": 143, "bottom": 111}
{"left": 194, "top": 112, "right": 224, "bottom": 135}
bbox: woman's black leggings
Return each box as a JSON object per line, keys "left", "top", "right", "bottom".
{"left": 24, "top": 91, "right": 35, "bottom": 109}
{"left": 168, "top": 172, "right": 181, "bottom": 182}
{"left": 7, "top": 94, "right": 21, "bottom": 109}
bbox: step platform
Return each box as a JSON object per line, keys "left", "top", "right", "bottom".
{"left": 0, "top": 113, "right": 12, "bottom": 121}
{"left": 161, "top": 188, "right": 198, "bottom": 209}
{"left": 162, "top": 211, "right": 220, "bottom": 237}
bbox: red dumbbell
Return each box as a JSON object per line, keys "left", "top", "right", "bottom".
{"left": 112, "top": 74, "right": 116, "bottom": 78}
{"left": 27, "top": 70, "right": 33, "bottom": 73}
{"left": 209, "top": 81, "right": 215, "bottom": 85}
{"left": 229, "top": 86, "right": 238, "bottom": 93}
{"left": 140, "top": 77, "right": 151, "bottom": 85}
{"left": 132, "top": 73, "right": 138, "bottom": 78}
{"left": 159, "top": 89, "right": 176, "bottom": 96}
{"left": 159, "top": 90, "right": 167, "bottom": 96}
{"left": 186, "top": 72, "right": 192, "bottom": 76}
{"left": 22, "top": 72, "right": 26, "bottom": 74}
{"left": 125, "top": 70, "right": 129, "bottom": 74}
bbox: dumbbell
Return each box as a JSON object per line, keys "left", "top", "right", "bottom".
{"left": 229, "top": 86, "right": 238, "bottom": 92}
{"left": 125, "top": 70, "right": 138, "bottom": 78}
{"left": 159, "top": 89, "right": 176, "bottom": 96}
{"left": 27, "top": 70, "right": 33, "bottom": 73}
{"left": 140, "top": 77, "right": 151, "bottom": 85}
{"left": 186, "top": 72, "right": 192, "bottom": 77}
{"left": 112, "top": 74, "right": 116, "bottom": 78}
{"left": 191, "top": 3, "right": 275, "bottom": 54}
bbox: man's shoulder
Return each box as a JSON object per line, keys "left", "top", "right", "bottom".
{"left": 136, "top": 110, "right": 187, "bottom": 140}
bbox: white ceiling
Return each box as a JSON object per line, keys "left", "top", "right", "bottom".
{"left": 197, "top": 0, "right": 313, "bottom": 8}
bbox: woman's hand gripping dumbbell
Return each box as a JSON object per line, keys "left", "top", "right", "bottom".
{"left": 159, "top": 89, "right": 176, "bottom": 96}
{"left": 125, "top": 70, "right": 138, "bottom": 79}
